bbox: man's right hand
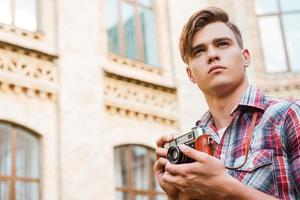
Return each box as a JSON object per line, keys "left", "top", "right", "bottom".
{"left": 154, "top": 134, "right": 179, "bottom": 200}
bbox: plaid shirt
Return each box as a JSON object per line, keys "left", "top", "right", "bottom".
{"left": 196, "top": 85, "right": 300, "bottom": 199}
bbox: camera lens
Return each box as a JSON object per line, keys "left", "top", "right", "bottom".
{"left": 167, "top": 146, "right": 194, "bottom": 164}
{"left": 171, "top": 149, "right": 179, "bottom": 160}
{"left": 167, "top": 146, "right": 181, "bottom": 164}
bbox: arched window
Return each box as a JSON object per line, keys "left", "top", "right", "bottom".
{"left": 0, "top": 122, "right": 40, "bottom": 200}
{"left": 114, "top": 144, "right": 166, "bottom": 200}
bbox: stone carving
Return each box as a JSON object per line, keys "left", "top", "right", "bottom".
{"left": 104, "top": 72, "right": 178, "bottom": 127}
{"left": 0, "top": 44, "right": 57, "bottom": 102}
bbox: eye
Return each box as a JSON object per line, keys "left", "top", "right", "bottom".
{"left": 193, "top": 48, "right": 205, "bottom": 56}
{"left": 218, "top": 41, "right": 229, "bottom": 48}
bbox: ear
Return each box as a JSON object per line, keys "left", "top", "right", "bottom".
{"left": 242, "top": 48, "right": 250, "bottom": 67}
{"left": 186, "top": 66, "right": 196, "bottom": 83}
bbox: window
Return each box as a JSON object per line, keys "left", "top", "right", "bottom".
{"left": 0, "top": 122, "right": 40, "bottom": 200}
{"left": 0, "top": 0, "right": 38, "bottom": 31}
{"left": 255, "top": 0, "right": 300, "bottom": 73}
{"left": 105, "top": 0, "right": 159, "bottom": 66}
{"left": 114, "top": 145, "right": 166, "bottom": 200}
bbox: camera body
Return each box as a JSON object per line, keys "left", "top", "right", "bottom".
{"left": 165, "top": 126, "right": 213, "bottom": 164}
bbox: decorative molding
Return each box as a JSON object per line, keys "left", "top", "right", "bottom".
{"left": 257, "top": 73, "right": 300, "bottom": 99}
{"left": 0, "top": 23, "right": 44, "bottom": 40}
{"left": 0, "top": 23, "right": 43, "bottom": 40}
{"left": 264, "top": 89, "right": 300, "bottom": 100}
{"left": 0, "top": 41, "right": 57, "bottom": 60}
{"left": 103, "top": 72, "right": 178, "bottom": 127}
{"left": 108, "top": 53, "right": 163, "bottom": 75}
{"left": 105, "top": 105, "right": 178, "bottom": 127}
{"left": 0, "top": 82, "right": 57, "bottom": 102}
{"left": 104, "top": 53, "right": 175, "bottom": 88}
{"left": 0, "top": 43, "right": 58, "bottom": 102}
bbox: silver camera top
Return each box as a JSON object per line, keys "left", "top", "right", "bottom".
{"left": 164, "top": 126, "right": 206, "bottom": 148}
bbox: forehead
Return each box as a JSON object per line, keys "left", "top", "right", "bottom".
{"left": 192, "top": 22, "right": 237, "bottom": 47}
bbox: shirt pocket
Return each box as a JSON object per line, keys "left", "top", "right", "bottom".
{"left": 232, "top": 149, "right": 278, "bottom": 197}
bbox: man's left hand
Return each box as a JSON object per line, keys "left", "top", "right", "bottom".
{"left": 163, "top": 144, "right": 236, "bottom": 200}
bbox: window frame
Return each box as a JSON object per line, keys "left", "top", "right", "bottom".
{"left": 0, "top": 122, "right": 41, "bottom": 200}
{"left": 114, "top": 144, "right": 165, "bottom": 200}
{"left": 0, "top": 0, "right": 40, "bottom": 32}
{"left": 106, "top": 0, "right": 160, "bottom": 66}
{"left": 256, "top": 0, "right": 300, "bottom": 73}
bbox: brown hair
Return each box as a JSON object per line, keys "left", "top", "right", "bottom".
{"left": 179, "top": 7, "right": 243, "bottom": 64}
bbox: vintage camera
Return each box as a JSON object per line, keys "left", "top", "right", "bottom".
{"left": 165, "top": 126, "right": 213, "bottom": 164}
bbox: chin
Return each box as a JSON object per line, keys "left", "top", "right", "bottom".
{"left": 207, "top": 81, "right": 236, "bottom": 96}
{"left": 210, "top": 80, "right": 231, "bottom": 89}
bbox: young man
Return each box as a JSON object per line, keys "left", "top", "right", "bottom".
{"left": 154, "top": 7, "right": 300, "bottom": 200}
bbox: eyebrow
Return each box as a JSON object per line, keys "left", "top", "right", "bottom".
{"left": 191, "top": 37, "right": 233, "bottom": 52}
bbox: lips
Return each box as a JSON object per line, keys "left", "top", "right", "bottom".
{"left": 208, "top": 65, "right": 226, "bottom": 74}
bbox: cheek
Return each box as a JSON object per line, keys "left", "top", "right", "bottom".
{"left": 189, "top": 58, "right": 207, "bottom": 74}
{"left": 224, "top": 51, "right": 245, "bottom": 69}
{"left": 189, "top": 66, "right": 206, "bottom": 80}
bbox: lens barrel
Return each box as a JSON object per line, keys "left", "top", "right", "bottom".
{"left": 167, "top": 146, "right": 194, "bottom": 164}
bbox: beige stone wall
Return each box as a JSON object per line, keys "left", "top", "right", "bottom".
{"left": 56, "top": 0, "right": 106, "bottom": 198}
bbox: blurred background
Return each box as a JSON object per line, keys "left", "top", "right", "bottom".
{"left": 0, "top": 0, "right": 299, "bottom": 199}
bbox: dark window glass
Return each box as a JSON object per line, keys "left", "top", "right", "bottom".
{"left": 105, "top": 0, "right": 120, "bottom": 54}
{"left": 138, "top": 0, "right": 152, "bottom": 7}
{"left": 0, "top": 181, "right": 9, "bottom": 200}
{"left": 131, "top": 146, "right": 149, "bottom": 190}
{"left": 282, "top": 13, "right": 300, "bottom": 71}
{"left": 105, "top": 0, "right": 159, "bottom": 66}
{"left": 255, "top": 0, "right": 278, "bottom": 14}
{"left": 122, "top": 1, "right": 138, "bottom": 60}
{"left": 279, "top": 0, "right": 300, "bottom": 12}
{"left": 258, "top": 16, "right": 287, "bottom": 72}
{"left": 15, "top": 181, "right": 39, "bottom": 200}
{"left": 114, "top": 147, "right": 129, "bottom": 188}
{"left": 16, "top": 129, "right": 40, "bottom": 178}
{"left": 140, "top": 7, "right": 159, "bottom": 65}
{"left": 0, "top": 125, "right": 13, "bottom": 176}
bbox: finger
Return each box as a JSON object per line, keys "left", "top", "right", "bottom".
{"left": 179, "top": 144, "right": 210, "bottom": 162}
{"left": 156, "top": 134, "right": 176, "bottom": 148}
{"left": 162, "top": 171, "right": 182, "bottom": 184}
{"left": 164, "top": 160, "right": 196, "bottom": 175}
{"left": 156, "top": 147, "right": 167, "bottom": 158}
{"left": 165, "top": 161, "right": 180, "bottom": 175}
{"left": 154, "top": 157, "right": 168, "bottom": 173}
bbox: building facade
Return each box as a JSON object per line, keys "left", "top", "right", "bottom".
{"left": 0, "top": 0, "right": 299, "bottom": 200}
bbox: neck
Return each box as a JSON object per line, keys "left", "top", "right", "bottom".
{"left": 204, "top": 82, "right": 249, "bottom": 130}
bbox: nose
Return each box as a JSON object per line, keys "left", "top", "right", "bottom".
{"left": 207, "top": 46, "right": 220, "bottom": 64}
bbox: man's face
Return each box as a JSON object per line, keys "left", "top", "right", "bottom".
{"left": 186, "top": 22, "right": 250, "bottom": 97}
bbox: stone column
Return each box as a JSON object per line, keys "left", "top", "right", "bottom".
{"left": 56, "top": 0, "right": 112, "bottom": 198}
